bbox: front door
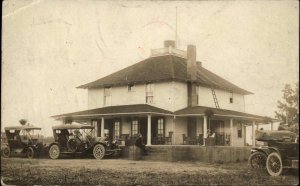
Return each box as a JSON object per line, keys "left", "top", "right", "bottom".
{"left": 210, "top": 120, "right": 225, "bottom": 145}
{"left": 187, "top": 118, "right": 197, "bottom": 138}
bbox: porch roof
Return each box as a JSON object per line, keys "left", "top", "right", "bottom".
{"left": 52, "top": 104, "right": 173, "bottom": 119}
{"left": 174, "top": 106, "right": 275, "bottom": 122}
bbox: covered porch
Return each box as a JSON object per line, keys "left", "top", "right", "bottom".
{"left": 52, "top": 104, "right": 174, "bottom": 146}
{"left": 174, "top": 106, "right": 277, "bottom": 147}
{"left": 52, "top": 105, "right": 277, "bottom": 147}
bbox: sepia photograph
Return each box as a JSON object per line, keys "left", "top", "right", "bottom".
{"left": 1, "top": 0, "right": 299, "bottom": 185}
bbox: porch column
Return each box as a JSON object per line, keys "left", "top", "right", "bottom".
{"left": 101, "top": 117, "right": 105, "bottom": 137}
{"left": 172, "top": 116, "right": 176, "bottom": 144}
{"left": 271, "top": 121, "right": 274, "bottom": 130}
{"left": 252, "top": 121, "right": 256, "bottom": 147}
{"left": 147, "top": 115, "right": 151, "bottom": 145}
{"left": 203, "top": 116, "right": 207, "bottom": 146}
{"left": 230, "top": 118, "right": 233, "bottom": 146}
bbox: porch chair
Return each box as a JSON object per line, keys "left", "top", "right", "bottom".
{"left": 165, "top": 132, "right": 173, "bottom": 145}
{"left": 156, "top": 134, "right": 165, "bottom": 145}
{"left": 182, "top": 134, "right": 188, "bottom": 145}
{"left": 197, "top": 134, "right": 204, "bottom": 145}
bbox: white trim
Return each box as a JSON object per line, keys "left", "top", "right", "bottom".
{"left": 57, "top": 112, "right": 174, "bottom": 119}
{"left": 213, "top": 114, "right": 263, "bottom": 120}
{"left": 176, "top": 114, "right": 205, "bottom": 117}
{"left": 176, "top": 113, "right": 263, "bottom": 120}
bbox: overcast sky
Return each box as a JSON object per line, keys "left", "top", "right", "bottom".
{"left": 2, "top": 0, "right": 299, "bottom": 136}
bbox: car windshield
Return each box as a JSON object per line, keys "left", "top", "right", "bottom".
{"left": 21, "top": 129, "right": 42, "bottom": 140}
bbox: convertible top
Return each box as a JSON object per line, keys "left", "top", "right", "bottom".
{"left": 52, "top": 122, "right": 95, "bottom": 130}
{"left": 256, "top": 130, "right": 297, "bottom": 141}
{"left": 4, "top": 126, "right": 41, "bottom": 130}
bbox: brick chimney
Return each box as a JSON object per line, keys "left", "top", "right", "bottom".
{"left": 187, "top": 45, "right": 197, "bottom": 81}
{"left": 187, "top": 44, "right": 198, "bottom": 107}
{"left": 164, "top": 40, "right": 176, "bottom": 48}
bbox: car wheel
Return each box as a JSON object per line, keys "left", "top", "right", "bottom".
{"left": 67, "top": 139, "right": 78, "bottom": 152}
{"left": 266, "top": 152, "right": 283, "bottom": 176}
{"left": 2, "top": 146, "right": 10, "bottom": 158}
{"left": 248, "top": 151, "right": 267, "bottom": 170}
{"left": 49, "top": 144, "right": 60, "bottom": 159}
{"left": 27, "top": 147, "right": 35, "bottom": 159}
{"left": 93, "top": 144, "right": 105, "bottom": 159}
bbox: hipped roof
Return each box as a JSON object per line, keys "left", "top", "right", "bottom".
{"left": 52, "top": 104, "right": 173, "bottom": 118}
{"left": 175, "top": 106, "right": 274, "bottom": 122}
{"left": 78, "top": 55, "right": 252, "bottom": 95}
{"left": 52, "top": 104, "right": 273, "bottom": 122}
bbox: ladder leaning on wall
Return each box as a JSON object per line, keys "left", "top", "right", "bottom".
{"left": 211, "top": 88, "right": 220, "bottom": 109}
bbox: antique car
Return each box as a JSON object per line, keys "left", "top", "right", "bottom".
{"left": 48, "top": 123, "right": 121, "bottom": 159}
{"left": 248, "top": 130, "right": 298, "bottom": 176}
{"left": 2, "top": 125, "right": 45, "bottom": 158}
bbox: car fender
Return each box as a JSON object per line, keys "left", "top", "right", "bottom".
{"left": 46, "top": 142, "right": 60, "bottom": 151}
{"left": 92, "top": 142, "right": 107, "bottom": 148}
{"left": 250, "top": 147, "right": 269, "bottom": 156}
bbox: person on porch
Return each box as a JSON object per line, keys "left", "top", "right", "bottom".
{"left": 135, "top": 133, "right": 148, "bottom": 155}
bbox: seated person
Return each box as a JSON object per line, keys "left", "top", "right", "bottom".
{"left": 58, "top": 129, "right": 70, "bottom": 146}
{"left": 135, "top": 133, "right": 148, "bottom": 155}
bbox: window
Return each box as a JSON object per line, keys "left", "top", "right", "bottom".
{"left": 131, "top": 119, "right": 139, "bottom": 136}
{"left": 113, "top": 121, "right": 120, "bottom": 139}
{"left": 157, "top": 118, "right": 164, "bottom": 136}
{"left": 196, "top": 85, "right": 199, "bottom": 105}
{"left": 146, "top": 83, "right": 154, "bottom": 104}
{"left": 237, "top": 122, "right": 242, "bottom": 138}
{"left": 230, "top": 92, "right": 233, "bottom": 103}
{"left": 104, "top": 87, "right": 112, "bottom": 106}
{"left": 128, "top": 83, "right": 135, "bottom": 92}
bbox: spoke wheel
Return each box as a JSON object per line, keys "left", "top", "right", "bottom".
{"left": 266, "top": 152, "right": 283, "bottom": 176}
{"left": 249, "top": 152, "right": 267, "bottom": 170}
{"left": 49, "top": 144, "right": 60, "bottom": 159}
{"left": 67, "top": 139, "right": 78, "bottom": 152}
{"left": 93, "top": 144, "right": 105, "bottom": 159}
{"left": 2, "top": 146, "right": 10, "bottom": 158}
{"left": 26, "top": 147, "right": 35, "bottom": 159}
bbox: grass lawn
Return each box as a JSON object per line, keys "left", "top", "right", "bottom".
{"left": 1, "top": 157, "right": 298, "bottom": 185}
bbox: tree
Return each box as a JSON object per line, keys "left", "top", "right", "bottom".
{"left": 275, "top": 83, "right": 299, "bottom": 133}
{"left": 19, "top": 119, "right": 27, "bottom": 126}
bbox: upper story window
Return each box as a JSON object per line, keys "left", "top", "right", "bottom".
{"left": 128, "top": 83, "right": 135, "bottom": 92}
{"left": 113, "top": 121, "right": 120, "bottom": 139}
{"left": 237, "top": 122, "right": 242, "bottom": 138}
{"left": 131, "top": 119, "right": 139, "bottom": 136}
{"left": 104, "top": 87, "right": 112, "bottom": 106}
{"left": 229, "top": 92, "right": 233, "bottom": 104}
{"left": 146, "top": 83, "right": 154, "bottom": 104}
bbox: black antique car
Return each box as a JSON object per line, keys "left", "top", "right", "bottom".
{"left": 2, "top": 126, "right": 45, "bottom": 158}
{"left": 248, "top": 130, "right": 298, "bottom": 176}
{"left": 48, "top": 123, "right": 121, "bottom": 159}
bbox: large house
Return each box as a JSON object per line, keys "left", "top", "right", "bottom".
{"left": 53, "top": 40, "right": 274, "bottom": 147}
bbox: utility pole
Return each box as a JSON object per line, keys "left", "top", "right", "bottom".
{"left": 175, "top": 6, "right": 178, "bottom": 47}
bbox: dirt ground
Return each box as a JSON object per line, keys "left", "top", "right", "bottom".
{"left": 1, "top": 157, "right": 298, "bottom": 185}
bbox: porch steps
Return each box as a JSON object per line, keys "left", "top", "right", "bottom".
{"left": 211, "top": 88, "right": 220, "bottom": 109}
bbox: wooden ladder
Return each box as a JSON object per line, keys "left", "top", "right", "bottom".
{"left": 211, "top": 88, "right": 220, "bottom": 109}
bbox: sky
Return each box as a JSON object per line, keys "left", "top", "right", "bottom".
{"left": 2, "top": 0, "right": 299, "bottom": 136}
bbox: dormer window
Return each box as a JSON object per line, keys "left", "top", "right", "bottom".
{"left": 146, "top": 83, "right": 154, "bottom": 104}
{"left": 104, "top": 87, "right": 112, "bottom": 106}
{"left": 229, "top": 92, "right": 233, "bottom": 103}
{"left": 128, "top": 83, "right": 135, "bottom": 92}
